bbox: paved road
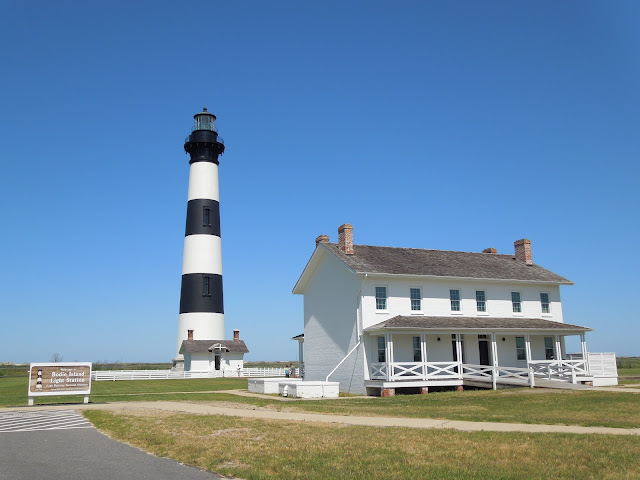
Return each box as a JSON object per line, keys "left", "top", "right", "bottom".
{"left": 0, "top": 409, "right": 223, "bottom": 480}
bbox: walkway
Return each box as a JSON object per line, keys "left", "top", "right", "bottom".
{"left": 0, "top": 409, "right": 222, "bottom": 480}
{"left": 5, "top": 400, "right": 640, "bottom": 437}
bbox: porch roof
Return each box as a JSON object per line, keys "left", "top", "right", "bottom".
{"left": 364, "top": 315, "right": 591, "bottom": 333}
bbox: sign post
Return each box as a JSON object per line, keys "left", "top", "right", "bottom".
{"left": 27, "top": 362, "right": 92, "bottom": 406}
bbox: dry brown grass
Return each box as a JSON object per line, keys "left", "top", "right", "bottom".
{"left": 85, "top": 409, "right": 640, "bottom": 480}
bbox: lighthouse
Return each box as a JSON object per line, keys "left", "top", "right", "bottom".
{"left": 173, "top": 107, "right": 226, "bottom": 368}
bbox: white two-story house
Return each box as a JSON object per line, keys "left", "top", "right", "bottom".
{"left": 293, "top": 224, "right": 617, "bottom": 396}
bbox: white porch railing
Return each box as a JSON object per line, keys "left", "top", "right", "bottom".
{"left": 463, "top": 363, "right": 531, "bottom": 387}
{"left": 371, "top": 362, "right": 532, "bottom": 387}
{"left": 92, "top": 367, "right": 286, "bottom": 381}
{"left": 370, "top": 362, "right": 460, "bottom": 381}
{"left": 529, "top": 360, "right": 589, "bottom": 383}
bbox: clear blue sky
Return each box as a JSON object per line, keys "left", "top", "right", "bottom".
{"left": 1, "top": 1, "right": 639, "bottom": 363}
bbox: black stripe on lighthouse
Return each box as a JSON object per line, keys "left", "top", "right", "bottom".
{"left": 179, "top": 273, "right": 224, "bottom": 314}
{"left": 185, "top": 199, "right": 221, "bottom": 236}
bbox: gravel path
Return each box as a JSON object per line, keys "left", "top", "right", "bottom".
{"left": 4, "top": 400, "right": 640, "bottom": 436}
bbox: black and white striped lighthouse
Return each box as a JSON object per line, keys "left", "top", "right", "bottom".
{"left": 174, "top": 108, "right": 226, "bottom": 364}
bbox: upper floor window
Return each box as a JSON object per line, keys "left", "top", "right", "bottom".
{"left": 515, "top": 336, "right": 526, "bottom": 360}
{"left": 413, "top": 336, "right": 422, "bottom": 361}
{"left": 410, "top": 288, "right": 421, "bottom": 312}
{"left": 544, "top": 336, "right": 555, "bottom": 360}
{"left": 377, "top": 336, "right": 386, "bottom": 362}
{"left": 476, "top": 290, "right": 486, "bottom": 312}
{"left": 511, "top": 292, "right": 521, "bottom": 313}
{"left": 203, "top": 207, "right": 211, "bottom": 226}
{"left": 450, "top": 289, "right": 461, "bottom": 311}
{"left": 375, "top": 286, "right": 387, "bottom": 310}
{"left": 540, "top": 293, "right": 550, "bottom": 314}
{"left": 202, "top": 276, "right": 211, "bottom": 296}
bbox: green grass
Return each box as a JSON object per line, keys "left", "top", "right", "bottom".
{"left": 0, "top": 376, "right": 248, "bottom": 407}
{"left": 617, "top": 357, "right": 640, "bottom": 377}
{"left": 0, "top": 365, "right": 29, "bottom": 377}
{"left": 92, "top": 362, "right": 172, "bottom": 371}
{"left": 85, "top": 410, "right": 640, "bottom": 480}
{"left": 3, "top": 376, "right": 639, "bottom": 428}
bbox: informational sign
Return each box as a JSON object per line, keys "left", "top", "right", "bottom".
{"left": 28, "top": 363, "right": 92, "bottom": 402}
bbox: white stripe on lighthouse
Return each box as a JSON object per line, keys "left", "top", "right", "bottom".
{"left": 176, "top": 313, "right": 226, "bottom": 355}
{"left": 187, "top": 162, "right": 219, "bottom": 201}
{"left": 181, "top": 235, "right": 223, "bottom": 275}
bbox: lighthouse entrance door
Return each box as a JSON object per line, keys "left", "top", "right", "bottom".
{"left": 214, "top": 354, "right": 221, "bottom": 371}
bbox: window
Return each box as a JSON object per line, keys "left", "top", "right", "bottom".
{"left": 410, "top": 288, "right": 421, "bottom": 311}
{"left": 203, "top": 207, "right": 211, "bottom": 226}
{"left": 511, "top": 292, "right": 521, "bottom": 313}
{"left": 540, "top": 293, "right": 550, "bottom": 314}
{"left": 377, "top": 336, "right": 386, "bottom": 362}
{"left": 450, "top": 289, "right": 461, "bottom": 311}
{"left": 375, "top": 286, "right": 387, "bottom": 310}
{"left": 515, "top": 336, "right": 526, "bottom": 361}
{"left": 413, "top": 336, "right": 422, "bottom": 362}
{"left": 544, "top": 336, "right": 555, "bottom": 360}
{"left": 476, "top": 290, "right": 486, "bottom": 312}
{"left": 202, "top": 276, "right": 211, "bottom": 296}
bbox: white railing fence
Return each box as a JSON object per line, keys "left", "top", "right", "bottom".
{"left": 369, "top": 352, "right": 617, "bottom": 387}
{"left": 529, "top": 360, "right": 589, "bottom": 383}
{"left": 463, "top": 363, "right": 531, "bottom": 387}
{"left": 586, "top": 352, "right": 617, "bottom": 377}
{"left": 92, "top": 367, "right": 286, "bottom": 381}
{"left": 371, "top": 361, "right": 460, "bottom": 381}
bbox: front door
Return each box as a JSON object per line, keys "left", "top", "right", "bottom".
{"left": 479, "top": 340, "right": 490, "bottom": 366}
{"left": 214, "top": 354, "right": 221, "bottom": 371}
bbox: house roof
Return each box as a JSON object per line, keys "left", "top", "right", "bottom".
{"left": 365, "top": 315, "right": 591, "bottom": 333}
{"left": 324, "top": 243, "right": 571, "bottom": 283}
{"left": 179, "top": 339, "right": 249, "bottom": 354}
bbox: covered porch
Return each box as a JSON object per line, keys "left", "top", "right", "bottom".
{"left": 363, "top": 316, "right": 617, "bottom": 395}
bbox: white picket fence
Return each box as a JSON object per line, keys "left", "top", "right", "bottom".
{"left": 92, "top": 367, "right": 286, "bottom": 381}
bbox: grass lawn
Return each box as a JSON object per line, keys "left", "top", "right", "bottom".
{"left": 0, "top": 376, "right": 248, "bottom": 407}
{"left": 85, "top": 409, "right": 640, "bottom": 480}
{"left": 3, "top": 376, "right": 640, "bottom": 429}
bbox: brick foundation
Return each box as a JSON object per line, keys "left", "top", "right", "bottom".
{"left": 420, "top": 387, "right": 429, "bottom": 395}
{"left": 381, "top": 388, "right": 395, "bottom": 397}
{"left": 456, "top": 385, "right": 464, "bottom": 392}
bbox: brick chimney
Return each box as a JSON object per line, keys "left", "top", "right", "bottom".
{"left": 514, "top": 239, "right": 533, "bottom": 265}
{"left": 315, "top": 234, "right": 330, "bottom": 247}
{"left": 187, "top": 329, "right": 194, "bottom": 341}
{"left": 338, "top": 224, "right": 353, "bottom": 255}
{"left": 233, "top": 329, "right": 240, "bottom": 341}
{"left": 482, "top": 248, "right": 497, "bottom": 254}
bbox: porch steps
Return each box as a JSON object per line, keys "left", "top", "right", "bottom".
{"left": 532, "top": 378, "right": 596, "bottom": 390}
{"left": 463, "top": 378, "right": 528, "bottom": 389}
{"left": 463, "top": 377, "right": 596, "bottom": 390}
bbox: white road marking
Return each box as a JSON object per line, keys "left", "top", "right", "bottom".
{"left": 0, "top": 410, "right": 93, "bottom": 432}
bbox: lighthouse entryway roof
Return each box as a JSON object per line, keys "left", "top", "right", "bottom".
{"left": 179, "top": 339, "right": 249, "bottom": 354}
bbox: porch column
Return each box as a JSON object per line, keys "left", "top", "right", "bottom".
{"left": 420, "top": 333, "right": 427, "bottom": 379}
{"left": 525, "top": 334, "right": 534, "bottom": 388}
{"left": 580, "top": 333, "right": 589, "bottom": 376}
{"left": 386, "top": 333, "right": 394, "bottom": 381}
{"left": 490, "top": 333, "right": 498, "bottom": 390}
{"left": 554, "top": 335, "right": 562, "bottom": 361}
{"left": 455, "top": 333, "right": 463, "bottom": 379}
{"left": 298, "top": 341, "right": 304, "bottom": 375}
{"left": 580, "top": 333, "right": 587, "bottom": 358}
